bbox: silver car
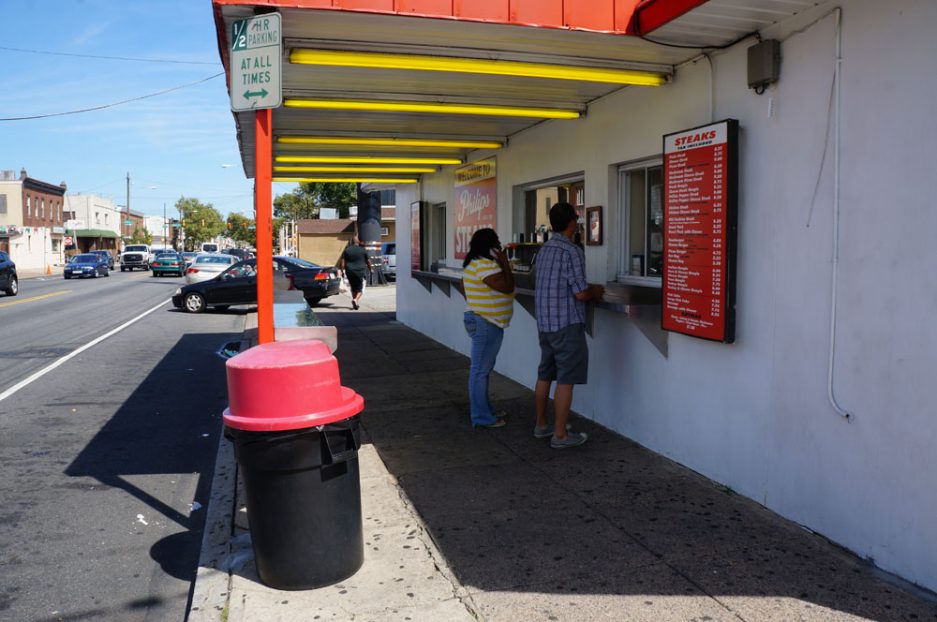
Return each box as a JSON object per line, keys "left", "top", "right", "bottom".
{"left": 184, "top": 253, "right": 238, "bottom": 284}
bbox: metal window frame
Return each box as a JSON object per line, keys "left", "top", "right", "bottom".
{"left": 617, "top": 158, "right": 663, "bottom": 286}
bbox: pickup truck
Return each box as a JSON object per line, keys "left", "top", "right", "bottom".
{"left": 120, "top": 244, "right": 151, "bottom": 272}
{"left": 381, "top": 242, "right": 396, "bottom": 280}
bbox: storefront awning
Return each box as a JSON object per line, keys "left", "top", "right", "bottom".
{"left": 72, "top": 229, "right": 119, "bottom": 238}
{"left": 212, "top": 0, "right": 818, "bottom": 183}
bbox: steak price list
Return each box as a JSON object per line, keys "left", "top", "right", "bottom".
{"left": 662, "top": 120, "right": 737, "bottom": 342}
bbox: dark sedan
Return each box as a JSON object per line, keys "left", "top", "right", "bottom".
{"left": 64, "top": 253, "right": 109, "bottom": 279}
{"left": 275, "top": 256, "right": 341, "bottom": 306}
{"left": 171, "top": 256, "right": 340, "bottom": 313}
{"left": 89, "top": 250, "right": 115, "bottom": 270}
{"left": 0, "top": 251, "right": 17, "bottom": 296}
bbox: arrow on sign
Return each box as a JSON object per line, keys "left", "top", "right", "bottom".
{"left": 243, "top": 88, "right": 269, "bottom": 100}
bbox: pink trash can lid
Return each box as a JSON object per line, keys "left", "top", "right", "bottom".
{"left": 223, "top": 340, "right": 364, "bottom": 432}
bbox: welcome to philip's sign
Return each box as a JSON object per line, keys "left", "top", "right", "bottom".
{"left": 453, "top": 158, "right": 497, "bottom": 260}
{"left": 229, "top": 13, "right": 282, "bottom": 112}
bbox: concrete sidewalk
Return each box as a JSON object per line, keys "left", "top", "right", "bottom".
{"left": 189, "top": 285, "right": 937, "bottom": 621}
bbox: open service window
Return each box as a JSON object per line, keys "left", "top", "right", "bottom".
{"left": 512, "top": 175, "right": 585, "bottom": 244}
{"left": 618, "top": 160, "right": 664, "bottom": 284}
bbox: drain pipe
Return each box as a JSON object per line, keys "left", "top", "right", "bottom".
{"left": 827, "top": 7, "right": 851, "bottom": 421}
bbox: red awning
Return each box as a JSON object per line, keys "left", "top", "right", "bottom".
{"left": 213, "top": 0, "right": 669, "bottom": 35}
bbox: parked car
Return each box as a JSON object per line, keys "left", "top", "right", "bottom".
{"left": 150, "top": 251, "right": 186, "bottom": 277}
{"left": 181, "top": 251, "right": 199, "bottom": 267}
{"left": 184, "top": 253, "right": 239, "bottom": 285}
{"left": 172, "top": 256, "right": 340, "bottom": 313}
{"left": 274, "top": 256, "right": 342, "bottom": 306}
{"left": 89, "top": 250, "right": 115, "bottom": 270}
{"left": 0, "top": 251, "right": 17, "bottom": 296}
{"left": 380, "top": 241, "right": 396, "bottom": 280}
{"left": 222, "top": 247, "right": 253, "bottom": 261}
{"left": 65, "top": 253, "right": 109, "bottom": 279}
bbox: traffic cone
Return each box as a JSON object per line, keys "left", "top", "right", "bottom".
{"left": 46, "top": 264, "right": 51, "bottom": 275}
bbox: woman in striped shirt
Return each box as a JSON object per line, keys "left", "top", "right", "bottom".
{"left": 462, "top": 228, "right": 515, "bottom": 429}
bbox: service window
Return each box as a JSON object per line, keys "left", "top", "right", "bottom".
{"left": 618, "top": 161, "right": 663, "bottom": 282}
{"left": 513, "top": 175, "right": 585, "bottom": 244}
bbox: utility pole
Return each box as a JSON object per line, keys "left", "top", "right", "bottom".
{"left": 163, "top": 203, "right": 167, "bottom": 249}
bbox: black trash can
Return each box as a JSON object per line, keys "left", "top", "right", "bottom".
{"left": 222, "top": 339, "right": 366, "bottom": 590}
{"left": 228, "top": 416, "right": 364, "bottom": 590}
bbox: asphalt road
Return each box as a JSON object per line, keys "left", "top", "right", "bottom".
{"left": 0, "top": 270, "right": 247, "bottom": 621}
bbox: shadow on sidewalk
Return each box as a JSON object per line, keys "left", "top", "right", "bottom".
{"left": 316, "top": 307, "right": 937, "bottom": 621}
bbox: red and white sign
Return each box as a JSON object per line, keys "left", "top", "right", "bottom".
{"left": 410, "top": 202, "right": 421, "bottom": 272}
{"left": 64, "top": 236, "right": 74, "bottom": 246}
{"left": 453, "top": 157, "right": 497, "bottom": 260}
{"left": 662, "top": 120, "right": 737, "bottom": 343}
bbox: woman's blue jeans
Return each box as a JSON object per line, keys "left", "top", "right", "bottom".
{"left": 463, "top": 311, "right": 504, "bottom": 426}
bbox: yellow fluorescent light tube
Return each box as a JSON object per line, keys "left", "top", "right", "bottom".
{"left": 277, "top": 136, "right": 503, "bottom": 149}
{"left": 274, "top": 166, "right": 436, "bottom": 173}
{"left": 291, "top": 49, "right": 666, "bottom": 86}
{"left": 272, "top": 177, "right": 418, "bottom": 183}
{"left": 276, "top": 155, "right": 462, "bottom": 165}
{"left": 283, "top": 98, "right": 580, "bottom": 119}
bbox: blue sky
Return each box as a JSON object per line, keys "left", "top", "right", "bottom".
{"left": 1, "top": 1, "right": 285, "bottom": 219}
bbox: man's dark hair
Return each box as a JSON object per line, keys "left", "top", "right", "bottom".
{"left": 549, "top": 202, "right": 578, "bottom": 232}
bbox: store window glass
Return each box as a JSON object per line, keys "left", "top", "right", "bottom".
{"left": 26, "top": 196, "right": 31, "bottom": 218}
{"left": 618, "top": 162, "right": 663, "bottom": 281}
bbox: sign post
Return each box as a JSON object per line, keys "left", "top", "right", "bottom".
{"left": 230, "top": 14, "right": 281, "bottom": 344}
{"left": 229, "top": 14, "right": 282, "bottom": 112}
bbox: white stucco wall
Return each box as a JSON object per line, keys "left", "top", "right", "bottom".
{"left": 395, "top": 0, "right": 937, "bottom": 592}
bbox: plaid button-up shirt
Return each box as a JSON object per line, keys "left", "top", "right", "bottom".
{"left": 534, "top": 233, "right": 588, "bottom": 333}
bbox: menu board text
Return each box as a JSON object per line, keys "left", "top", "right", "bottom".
{"left": 661, "top": 120, "right": 738, "bottom": 343}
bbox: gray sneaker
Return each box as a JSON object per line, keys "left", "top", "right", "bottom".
{"left": 550, "top": 431, "right": 588, "bottom": 449}
{"left": 533, "top": 423, "right": 571, "bottom": 439}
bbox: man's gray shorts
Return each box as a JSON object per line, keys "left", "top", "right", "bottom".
{"left": 537, "top": 323, "right": 588, "bottom": 385}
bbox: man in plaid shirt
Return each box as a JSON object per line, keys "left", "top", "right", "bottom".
{"left": 534, "top": 202, "right": 605, "bottom": 449}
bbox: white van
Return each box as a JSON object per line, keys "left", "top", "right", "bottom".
{"left": 201, "top": 242, "right": 219, "bottom": 253}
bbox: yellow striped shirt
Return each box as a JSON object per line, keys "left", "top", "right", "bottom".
{"left": 463, "top": 258, "right": 514, "bottom": 328}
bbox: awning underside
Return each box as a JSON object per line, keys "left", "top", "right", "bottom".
{"left": 214, "top": 0, "right": 822, "bottom": 182}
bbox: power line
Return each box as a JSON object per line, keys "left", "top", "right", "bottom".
{"left": 0, "top": 45, "right": 218, "bottom": 65}
{"left": 0, "top": 73, "right": 225, "bottom": 121}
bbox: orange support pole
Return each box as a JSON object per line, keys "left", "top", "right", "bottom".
{"left": 255, "top": 108, "right": 274, "bottom": 344}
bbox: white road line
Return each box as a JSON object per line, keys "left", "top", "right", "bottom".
{"left": 0, "top": 298, "right": 172, "bottom": 404}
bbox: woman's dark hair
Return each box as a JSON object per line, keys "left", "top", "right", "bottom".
{"left": 462, "top": 227, "right": 501, "bottom": 268}
{"left": 549, "top": 201, "right": 578, "bottom": 232}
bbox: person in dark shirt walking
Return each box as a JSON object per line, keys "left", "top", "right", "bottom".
{"left": 340, "top": 237, "right": 371, "bottom": 310}
{"left": 534, "top": 202, "right": 604, "bottom": 448}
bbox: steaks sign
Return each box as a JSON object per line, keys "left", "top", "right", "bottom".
{"left": 662, "top": 119, "right": 739, "bottom": 343}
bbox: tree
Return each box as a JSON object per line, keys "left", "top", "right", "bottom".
{"left": 273, "top": 182, "right": 356, "bottom": 220}
{"left": 226, "top": 212, "right": 255, "bottom": 247}
{"left": 130, "top": 227, "right": 151, "bottom": 244}
{"left": 177, "top": 197, "right": 224, "bottom": 251}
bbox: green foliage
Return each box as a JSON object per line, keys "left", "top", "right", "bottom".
{"left": 177, "top": 196, "right": 224, "bottom": 251}
{"left": 130, "top": 227, "right": 151, "bottom": 244}
{"left": 226, "top": 212, "right": 255, "bottom": 246}
{"left": 273, "top": 182, "right": 356, "bottom": 220}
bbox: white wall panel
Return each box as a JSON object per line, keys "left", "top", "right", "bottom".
{"left": 394, "top": 0, "right": 937, "bottom": 591}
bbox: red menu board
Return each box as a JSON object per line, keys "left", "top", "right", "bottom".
{"left": 453, "top": 157, "right": 497, "bottom": 260}
{"left": 662, "top": 120, "right": 738, "bottom": 343}
{"left": 410, "top": 201, "right": 422, "bottom": 272}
